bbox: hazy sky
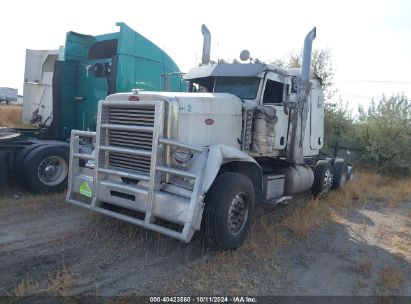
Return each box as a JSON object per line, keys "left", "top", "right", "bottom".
{"left": 1, "top": 0, "right": 410, "bottom": 111}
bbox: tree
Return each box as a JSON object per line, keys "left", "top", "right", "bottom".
{"left": 274, "top": 48, "right": 346, "bottom": 151}
{"left": 354, "top": 93, "right": 411, "bottom": 175}
{"left": 274, "top": 51, "right": 411, "bottom": 175}
{"left": 273, "top": 48, "right": 336, "bottom": 100}
{"left": 323, "top": 99, "right": 353, "bottom": 151}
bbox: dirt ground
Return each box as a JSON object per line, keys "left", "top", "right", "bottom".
{"left": 1, "top": 173, "right": 410, "bottom": 301}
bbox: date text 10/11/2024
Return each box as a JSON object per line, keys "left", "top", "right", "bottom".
{"left": 149, "top": 296, "right": 257, "bottom": 303}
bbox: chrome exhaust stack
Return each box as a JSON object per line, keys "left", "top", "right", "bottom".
{"left": 301, "top": 27, "right": 316, "bottom": 81}
{"left": 201, "top": 24, "right": 211, "bottom": 65}
{"left": 286, "top": 27, "right": 316, "bottom": 165}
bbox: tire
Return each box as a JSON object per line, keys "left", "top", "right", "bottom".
{"left": 23, "top": 145, "right": 69, "bottom": 193}
{"left": 15, "top": 143, "right": 67, "bottom": 186}
{"left": 0, "top": 157, "right": 8, "bottom": 190}
{"left": 14, "top": 143, "right": 43, "bottom": 185}
{"left": 332, "top": 159, "right": 348, "bottom": 190}
{"left": 312, "top": 160, "right": 333, "bottom": 196}
{"left": 203, "top": 172, "right": 255, "bottom": 250}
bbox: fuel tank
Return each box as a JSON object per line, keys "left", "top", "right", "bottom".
{"left": 275, "top": 165, "right": 314, "bottom": 195}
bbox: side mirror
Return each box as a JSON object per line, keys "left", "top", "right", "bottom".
{"left": 283, "top": 77, "right": 299, "bottom": 114}
{"left": 284, "top": 93, "right": 298, "bottom": 115}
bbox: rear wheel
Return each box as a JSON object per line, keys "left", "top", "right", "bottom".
{"left": 332, "top": 159, "right": 348, "bottom": 190}
{"left": 0, "top": 157, "right": 8, "bottom": 190}
{"left": 23, "top": 145, "right": 69, "bottom": 193}
{"left": 203, "top": 172, "right": 255, "bottom": 250}
{"left": 14, "top": 144, "right": 43, "bottom": 185}
{"left": 312, "top": 160, "right": 333, "bottom": 196}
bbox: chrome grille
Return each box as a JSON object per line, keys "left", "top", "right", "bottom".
{"left": 108, "top": 107, "right": 155, "bottom": 126}
{"left": 106, "top": 106, "right": 155, "bottom": 174}
{"left": 109, "top": 130, "right": 153, "bottom": 151}
{"left": 109, "top": 152, "right": 152, "bottom": 172}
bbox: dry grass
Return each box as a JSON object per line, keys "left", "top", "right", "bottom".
{"left": 48, "top": 264, "right": 73, "bottom": 297}
{"left": 392, "top": 235, "right": 408, "bottom": 255}
{"left": 352, "top": 280, "right": 368, "bottom": 294}
{"left": 374, "top": 224, "right": 389, "bottom": 247}
{"left": 163, "top": 170, "right": 411, "bottom": 294}
{"left": 0, "top": 186, "right": 66, "bottom": 220}
{"left": 282, "top": 198, "right": 329, "bottom": 240}
{"left": 316, "top": 171, "right": 411, "bottom": 210}
{"left": 344, "top": 171, "right": 411, "bottom": 206}
{"left": 162, "top": 207, "right": 293, "bottom": 295}
{"left": 356, "top": 254, "right": 373, "bottom": 278}
{"left": 3, "top": 170, "right": 410, "bottom": 296}
{"left": 376, "top": 266, "right": 405, "bottom": 295}
{"left": 316, "top": 170, "right": 411, "bottom": 233}
{"left": 391, "top": 227, "right": 411, "bottom": 259}
{"left": 8, "top": 274, "right": 39, "bottom": 302}
{"left": 0, "top": 105, "right": 26, "bottom": 128}
{"left": 8, "top": 264, "right": 73, "bottom": 301}
{"left": 84, "top": 214, "right": 174, "bottom": 255}
{"left": 277, "top": 170, "right": 409, "bottom": 241}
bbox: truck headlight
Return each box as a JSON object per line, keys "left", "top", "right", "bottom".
{"left": 173, "top": 148, "right": 193, "bottom": 164}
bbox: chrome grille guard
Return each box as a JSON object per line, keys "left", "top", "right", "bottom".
{"left": 66, "top": 99, "right": 208, "bottom": 242}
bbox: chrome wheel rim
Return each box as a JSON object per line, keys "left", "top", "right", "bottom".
{"left": 322, "top": 170, "right": 333, "bottom": 194}
{"left": 227, "top": 192, "right": 248, "bottom": 235}
{"left": 38, "top": 156, "right": 67, "bottom": 186}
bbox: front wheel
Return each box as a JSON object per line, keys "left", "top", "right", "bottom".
{"left": 203, "top": 172, "right": 255, "bottom": 250}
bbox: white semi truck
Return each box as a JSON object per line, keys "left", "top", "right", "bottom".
{"left": 66, "top": 26, "right": 350, "bottom": 249}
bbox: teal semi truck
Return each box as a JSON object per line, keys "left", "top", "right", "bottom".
{"left": 0, "top": 22, "right": 185, "bottom": 192}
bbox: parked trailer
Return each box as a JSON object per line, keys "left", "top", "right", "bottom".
{"left": 0, "top": 87, "right": 17, "bottom": 105}
{"left": 0, "top": 22, "right": 185, "bottom": 192}
{"left": 66, "top": 26, "right": 352, "bottom": 249}
{"left": 22, "top": 48, "right": 62, "bottom": 125}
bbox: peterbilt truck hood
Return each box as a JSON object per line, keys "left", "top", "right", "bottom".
{"left": 173, "top": 93, "right": 243, "bottom": 149}
{"left": 104, "top": 91, "right": 243, "bottom": 149}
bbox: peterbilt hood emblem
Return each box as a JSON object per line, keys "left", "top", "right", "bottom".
{"left": 205, "top": 118, "right": 214, "bottom": 125}
{"left": 128, "top": 95, "right": 140, "bottom": 101}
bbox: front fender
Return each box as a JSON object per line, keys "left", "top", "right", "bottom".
{"left": 203, "top": 144, "right": 260, "bottom": 193}
{"left": 191, "top": 144, "right": 260, "bottom": 231}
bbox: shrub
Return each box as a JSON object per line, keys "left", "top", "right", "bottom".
{"left": 353, "top": 94, "right": 411, "bottom": 175}
{"left": 324, "top": 99, "right": 354, "bottom": 151}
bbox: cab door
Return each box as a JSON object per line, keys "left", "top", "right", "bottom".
{"left": 260, "top": 72, "right": 290, "bottom": 150}
{"left": 310, "top": 87, "right": 324, "bottom": 150}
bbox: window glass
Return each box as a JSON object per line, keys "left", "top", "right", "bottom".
{"left": 263, "top": 79, "right": 285, "bottom": 104}
{"left": 214, "top": 77, "right": 260, "bottom": 99}
{"left": 88, "top": 39, "right": 118, "bottom": 60}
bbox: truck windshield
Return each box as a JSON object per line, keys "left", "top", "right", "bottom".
{"left": 214, "top": 77, "right": 260, "bottom": 99}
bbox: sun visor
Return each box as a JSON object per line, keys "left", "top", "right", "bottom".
{"left": 184, "top": 63, "right": 270, "bottom": 80}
